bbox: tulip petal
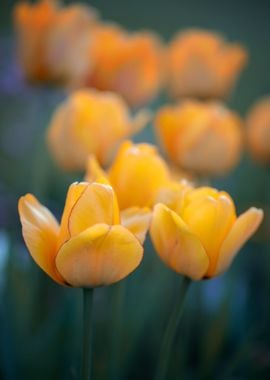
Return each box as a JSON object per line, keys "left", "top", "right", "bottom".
{"left": 68, "top": 182, "right": 120, "bottom": 236}
{"left": 121, "top": 207, "right": 152, "bottom": 244}
{"left": 18, "top": 194, "right": 65, "bottom": 285}
{"left": 150, "top": 204, "right": 209, "bottom": 280}
{"left": 57, "top": 182, "right": 88, "bottom": 248}
{"left": 215, "top": 207, "right": 263, "bottom": 276}
{"left": 56, "top": 224, "right": 143, "bottom": 287}
{"left": 85, "top": 155, "right": 110, "bottom": 184}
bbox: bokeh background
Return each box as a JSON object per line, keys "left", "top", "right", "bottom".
{"left": 1, "top": 0, "right": 270, "bottom": 379}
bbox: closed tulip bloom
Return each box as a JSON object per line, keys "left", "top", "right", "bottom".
{"left": 86, "top": 141, "right": 172, "bottom": 210}
{"left": 167, "top": 29, "right": 247, "bottom": 99}
{"left": 14, "top": 0, "right": 97, "bottom": 83}
{"left": 47, "top": 89, "right": 150, "bottom": 170}
{"left": 246, "top": 97, "right": 270, "bottom": 164}
{"left": 150, "top": 186, "right": 263, "bottom": 280}
{"left": 155, "top": 100, "right": 243, "bottom": 176}
{"left": 45, "top": 4, "right": 98, "bottom": 84}
{"left": 14, "top": 0, "right": 57, "bottom": 81}
{"left": 18, "top": 181, "right": 150, "bottom": 287}
{"left": 86, "top": 25, "right": 165, "bottom": 107}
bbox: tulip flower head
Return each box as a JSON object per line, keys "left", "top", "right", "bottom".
{"left": 14, "top": 0, "right": 97, "bottom": 83}
{"left": 86, "top": 141, "right": 173, "bottom": 210}
{"left": 154, "top": 100, "right": 243, "bottom": 176}
{"left": 246, "top": 97, "right": 270, "bottom": 164}
{"left": 18, "top": 181, "right": 151, "bottom": 287}
{"left": 167, "top": 29, "right": 247, "bottom": 99}
{"left": 150, "top": 186, "right": 263, "bottom": 280}
{"left": 47, "top": 89, "right": 150, "bottom": 171}
{"left": 86, "top": 24, "right": 165, "bottom": 107}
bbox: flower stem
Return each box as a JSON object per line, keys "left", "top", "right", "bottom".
{"left": 82, "top": 288, "right": 94, "bottom": 380}
{"left": 155, "top": 276, "right": 191, "bottom": 380}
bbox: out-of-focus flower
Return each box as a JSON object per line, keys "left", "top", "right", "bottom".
{"left": 46, "top": 4, "right": 98, "bottom": 84}
{"left": 47, "top": 89, "right": 150, "bottom": 170}
{"left": 154, "top": 100, "right": 243, "bottom": 176}
{"left": 85, "top": 25, "right": 165, "bottom": 107}
{"left": 150, "top": 186, "right": 263, "bottom": 280}
{"left": 86, "top": 141, "right": 173, "bottom": 209}
{"left": 14, "top": 0, "right": 97, "bottom": 83}
{"left": 246, "top": 97, "right": 270, "bottom": 164}
{"left": 166, "top": 29, "right": 247, "bottom": 99}
{"left": 14, "top": 0, "right": 58, "bottom": 81}
{"left": 18, "top": 181, "right": 150, "bottom": 287}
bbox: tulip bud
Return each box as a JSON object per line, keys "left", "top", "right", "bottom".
{"left": 246, "top": 97, "right": 270, "bottom": 164}
{"left": 166, "top": 29, "right": 247, "bottom": 99}
{"left": 154, "top": 100, "right": 243, "bottom": 176}
{"left": 47, "top": 90, "right": 150, "bottom": 171}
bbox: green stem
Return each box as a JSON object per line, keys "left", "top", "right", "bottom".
{"left": 155, "top": 276, "right": 191, "bottom": 380}
{"left": 82, "top": 288, "right": 94, "bottom": 380}
{"left": 108, "top": 281, "right": 126, "bottom": 380}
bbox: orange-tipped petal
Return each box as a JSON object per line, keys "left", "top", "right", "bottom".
{"left": 121, "top": 207, "right": 152, "bottom": 244}
{"left": 55, "top": 223, "right": 143, "bottom": 287}
{"left": 18, "top": 194, "right": 65, "bottom": 285}
{"left": 215, "top": 207, "right": 264, "bottom": 276}
{"left": 150, "top": 204, "right": 209, "bottom": 280}
{"left": 68, "top": 182, "right": 120, "bottom": 237}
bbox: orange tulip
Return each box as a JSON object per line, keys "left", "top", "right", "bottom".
{"left": 150, "top": 186, "right": 263, "bottom": 280}
{"left": 18, "top": 181, "right": 150, "bottom": 287}
{"left": 14, "top": 0, "right": 97, "bottom": 83}
{"left": 85, "top": 24, "right": 165, "bottom": 107}
{"left": 86, "top": 141, "right": 173, "bottom": 210}
{"left": 14, "top": 0, "right": 58, "bottom": 81}
{"left": 154, "top": 100, "right": 243, "bottom": 176}
{"left": 246, "top": 97, "right": 270, "bottom": 164}
{"left": 166, "top": 29, "right": 247, "bottom": 99}
{"left": 47, "top": 89, "right": 150, "bottom": 170}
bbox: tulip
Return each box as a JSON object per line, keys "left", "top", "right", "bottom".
{"left": 154, "top": 100, "right": 243, "bottom": 176}
{"left": 18, "top": 181, "right": 150, "bottom": 287}
{"left": 14, "top": 0, "right": 58, "bottom": 81}
{"left": 86, "top": 141, "right": 173, "bottom": 210}
{"left": 14, "top": 0, "right": 97, "bottom": 83}
{"left": 166, "top": 29, "right": 247, "bottom": 99}
{"left": 246, "top": 97, "right": 270, "bottom": 164}
{"left": 47, "top": 89, "right": 150, "bottom": 170}
{"left": 85, "top": 24, "right": 165, "bottom": 107}
{"left": 150, "top": 186, "right": 263, "bottom": 280}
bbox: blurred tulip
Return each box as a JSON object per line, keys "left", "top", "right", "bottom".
{"left": 47, "top": 89, "right": 150, "bottom": 170}
{"left": 85, "top": 24, "right": 165, "bottom": 107}
{"left": 45, "top": 4, "right": 98, "bottom": 84}
{"left": 14, "top": 0, "right": 58, "bottom": 81}
{"left": 18, "top": 181, "right": 150, "bottom": 287}
{"left": 166, "top": 29, "right": 247, "bottom": 99}
{"left": 154, "top": 100, "right": 243, "bottom": 176}
{"left": 14, "top": 0, "right": 97, "bottom": 83}
{"left": 86, "top": 141, "right": 173, "bottom": 209}
{"left": 246, "top": 97, "right": 270, "bottom": 164}
{"left": 150, "top": 186, "right": 263, "bottom": 280}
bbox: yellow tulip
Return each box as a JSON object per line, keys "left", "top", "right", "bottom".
{"left": 85, "top": 141, "right": 173, "bottom": 210}
{"left": 155, "top": 100, "right": 243, "bottom": 176}
{"left": 150, "top": 186, "right": 263, "bottom": 280}
{"left": 85, "top": 24, "right": 165, "bottom": 107}
{"left": 47, "top": 89, "right": 150, "bottom": 170}
{"left": 18, "top": 181, "right": 151, "bottom": 287}
{"left": 246, "top": 97, "right": 270, "bottom": 164}
{"left": 166, "top": 29, "right": 247, "bottom": 99}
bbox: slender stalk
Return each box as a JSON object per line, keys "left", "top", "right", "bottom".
{"left": 82, "top": 288, "right": 94, "bottom": 380}
{"left": 155, "top": 276, "right": 191, "bottom": 380}
{"left": 108, "top": 281, "right": 125, "bottom": 380}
